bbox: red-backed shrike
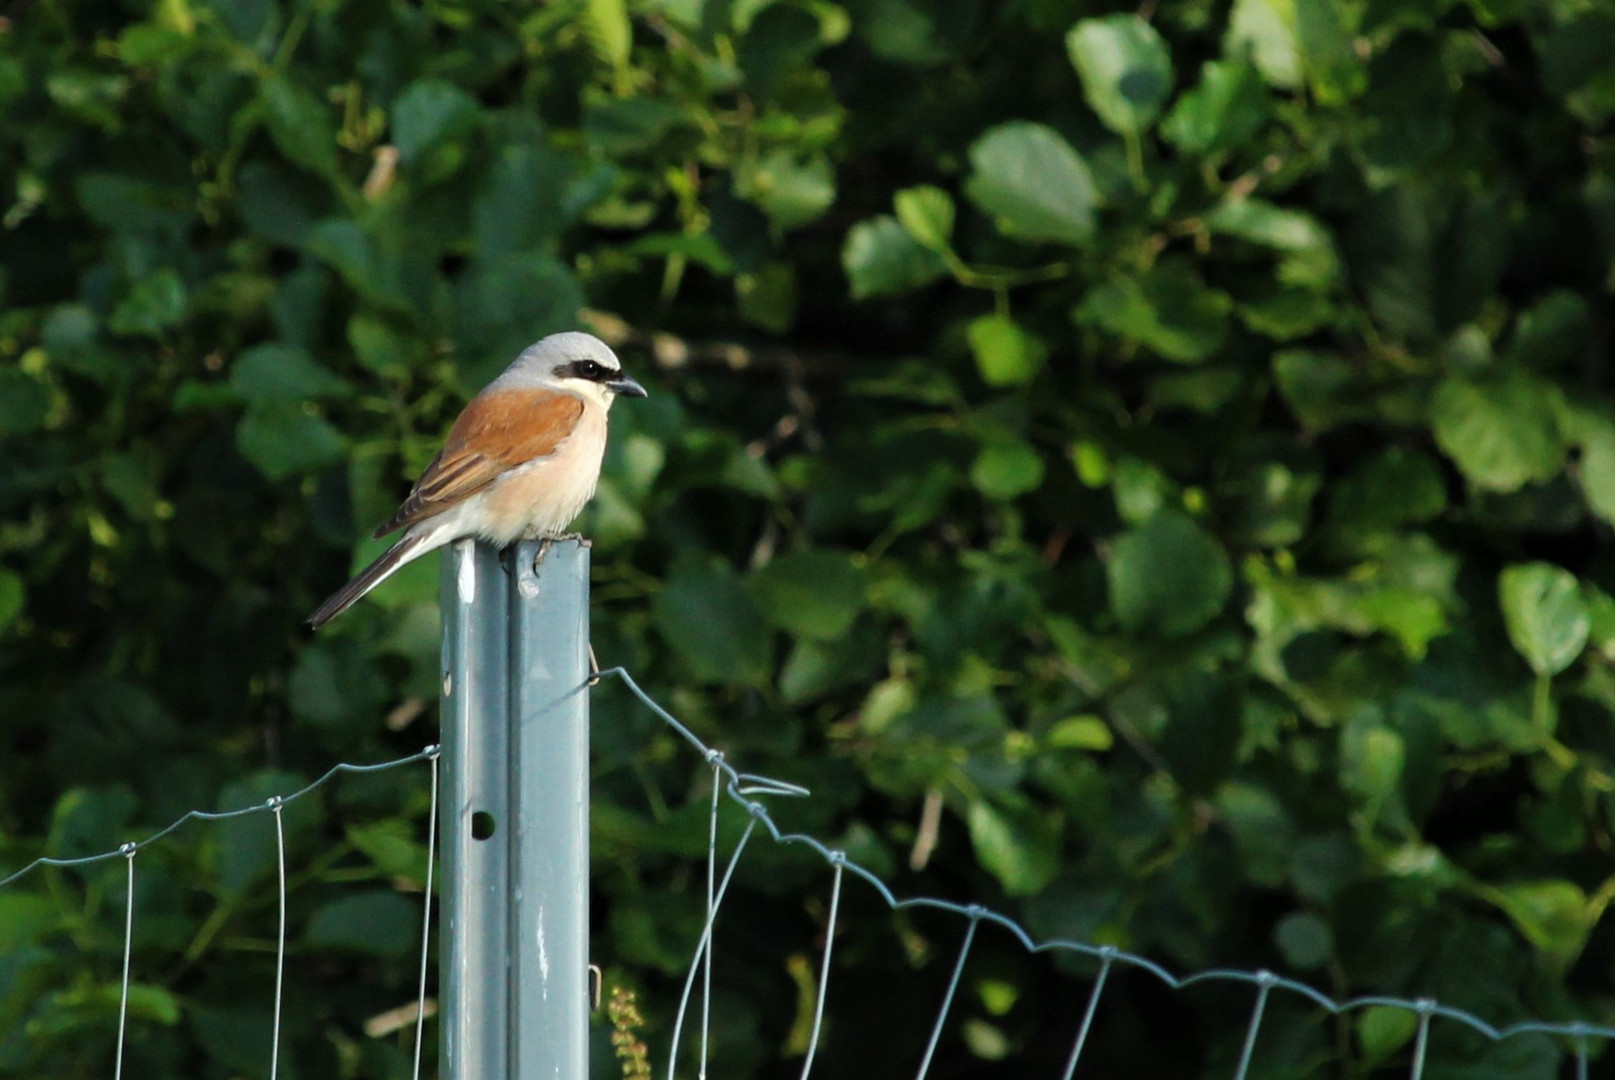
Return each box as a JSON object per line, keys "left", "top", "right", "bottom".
{"left": 308, "top": 331, "right": 647, "bottom": 629}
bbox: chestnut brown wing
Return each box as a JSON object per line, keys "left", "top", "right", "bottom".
{"left": 373, "top": 389, "right": 585, "bottom": 537}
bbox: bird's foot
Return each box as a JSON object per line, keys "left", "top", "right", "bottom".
{"left": 529, "top": 532, "right": 586, "bottom": 567}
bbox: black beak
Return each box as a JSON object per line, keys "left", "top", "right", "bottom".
{"left": 609, "top": 374, "right": 648, "bottom": 398}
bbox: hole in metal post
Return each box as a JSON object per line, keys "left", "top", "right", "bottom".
{"left": 471, "top": 811, "right": 497, "bottom": 840}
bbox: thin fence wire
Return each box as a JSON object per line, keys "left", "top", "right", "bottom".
{"left": 0, "top": 744, "right": 441, "bottom": 1080}
{"left": 7, "top": 670, "right": 1615, "bottom": 1080}
{"left": 595, "top": 666, "right": 1615, "bottom": 1080}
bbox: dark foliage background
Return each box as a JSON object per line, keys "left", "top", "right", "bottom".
{"left": 4, "top": 0, "right": 1615, "bottom": 1076}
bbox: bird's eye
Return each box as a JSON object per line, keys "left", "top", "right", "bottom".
{"left": 574, "top": 360, "right": 604, "bottom": 379}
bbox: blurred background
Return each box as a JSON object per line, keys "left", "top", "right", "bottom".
{"left": 4, "top": 0, "right": 1615, "bottom": 1076}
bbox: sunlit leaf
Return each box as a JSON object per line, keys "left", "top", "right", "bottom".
{"left": 965, "top": 122, "right": 1098, "bottom": 246}
{"left": 843, "top": 216, "right": 947, "bottom": 298}
{"left": 1066, "top": 15, "right": 1174, "bottom": 135}
{"left": 1499, "top": 562, "right": 1589, "bottom": 677}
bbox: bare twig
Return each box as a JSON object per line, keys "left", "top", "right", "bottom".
{"left": 909, "top": 788, "right": 944, "bottom": 871}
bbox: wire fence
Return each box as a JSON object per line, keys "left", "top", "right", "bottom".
{"left": 4, "top": 670, "right": 1613, "bottom": 1080}
{"left": 0, "top": 746, "right": 442, "bottom": 1080}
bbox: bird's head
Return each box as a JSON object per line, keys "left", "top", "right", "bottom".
{"left": 503, "top": 331, "right": 648, "bottom": 406}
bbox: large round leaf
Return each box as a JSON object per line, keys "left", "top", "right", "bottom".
{"left": 964, "top": 122, "right": 1098, "bottom": 246}
{"left": 1106, "top": 511, "right": 1233, "bottom": 637}
{"left": 1066, "top": 14, "right": 1175, "bottom": 135}
{"left": 1499, "top": 562, "right": 1589, "bottom": 677}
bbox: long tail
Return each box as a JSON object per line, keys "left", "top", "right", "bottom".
{"left": 307, "top": 532, "right": 433, "bottom": 630}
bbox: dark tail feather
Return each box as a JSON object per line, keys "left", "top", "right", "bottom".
{"left": 307, "top": 534, "right": 426, "bottom": 630}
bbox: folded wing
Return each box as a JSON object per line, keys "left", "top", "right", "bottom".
{"left": 375, "top": 389, "right": 585, "bottom": 537}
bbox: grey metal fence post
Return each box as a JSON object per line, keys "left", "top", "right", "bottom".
{"left": 441, "top": 538, "right": 591, "bottom": 1080}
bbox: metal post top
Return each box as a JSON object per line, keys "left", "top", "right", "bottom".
{"left": 439, "top": 538, "right": 591, "bottom": 1080}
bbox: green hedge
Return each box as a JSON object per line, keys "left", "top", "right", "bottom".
{"left": 3, "top": 0, "right": 1615, "bottom": 1076}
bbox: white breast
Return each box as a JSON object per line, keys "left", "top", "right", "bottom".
{"left": 471, "top": 404, "right": 609, "bottom": 545}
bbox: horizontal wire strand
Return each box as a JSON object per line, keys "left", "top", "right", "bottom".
{"left": 3, "top": 667, "right": 1610, "bottom": 1073}
{"left": 596, "top": 666, "right": 1615, "bottom": 1058}
{"left": 0, "top": 746, "right": 441, "bottom": 890}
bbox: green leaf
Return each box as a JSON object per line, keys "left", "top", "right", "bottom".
{"left": 0, "top": 369, "right": 50, "bottom": 435}
{"left": 750, "top": 550, "right": 865, "bottom": 641}
{"left": 1567, "top": 407, "right": 1615, "bottom": 526}
{"left": 1215, "top": 782, "right": 1294, "bottom": 886}
{"left": 41, "top": 303, "right": 107, "bottom": 374}
{"left": 1492, "top": 879, "right": 1594, "bottom": 968}
{"left": 305, "top": 890, "right": 419, "bottom": 956}
{"left": 967, "top": 797, "right": 1062, "bottom": 897}
{"left": 1205, "top": 198, "right": 1340, "bottom": 288}
{"left": 1274, "top": 911, "right": 1333, "bottom": 969}
{"left": 123, "top": 984, "right": 182, "bottom": 1026}
{"left": 0, "top": 570, "right": 23, "bottom": 631}
{"left": 1272, "top": 350, "right": 1373, "bottom": 430}
{"left": 391, "top": 79, "right": 480, "bottom": 167}
{"left": 967, "top": 315, "right": 1046, "bottom": 387}
{"left": 1430, "top": 373, "right": 1564, "bottom": 493}
{"left": 348, "top": 315, "right": 415, "bottom": 376}
{"left": 965, "top": 122, "right": 1098, "bottom": 247}
{"left": 346, "top": 820, "right": 428, "bottom": 882}
{"left": 1076, "top": 259, "right": 1232, "bottom": 363}
{"left": 893, "top": 184, "right": 955, "bottom": 253}
{"left": 1295, "top": 0, "right": 1365, "bottom": 104}
{"left": 1111, "top": 456, "right": 1176, "bottom": 524}
{"left": 843, "top": 216, "right": 947, "bottom": 299}
{"left": 1245, "top": 552, "right": 1454, "bottom": 665}
{"left": 454, "top": 254, "right": 586, "bottom": 383}
{"left": 1162, "top": 60, "right": 1269, "bottom": 155}
{"left": 736, "top": 262, "right": 799, "bottom": 333}
{"left": 778, "top": 623, "right": 885, "bottom": 704}
{"left": 1238, "top": 288, "right": 1335, "bottom": 340}
{"left": 1499, "top": 563, "right": 1589, "bottom": 677}
{"left": 737, "top": 148, "right": 835, "bottom": 230}
{"left": 308, "top": 219, "right": 411, "bottom": 312}
{"left": 237, "top": 161, "right": 326, "bottom": 247}
{"left": 740, "top": 5, "right": 827, "bottom": 90}
{"left": 1535, "top": 10, "right": 1615, "bottom": 125}
{"left": 852, "top": 0, "right": 972, "bottom": 65}
{"left": 189, "top": 1007, "right": 275, "bottom": 1075}
{"left": 259, "top": 74, "right": 338, "bottom": 178}
{"left": 1066, "top": 14, "right": 1174, "bottom": 135}
{"left": 47, "top": 786, "right": 137, "bottom": 859}
{"left": 229, "top": 344, "right": 349, "bottom": 401}
{"left": 1357, "top": 1006, "right": 1419, "bottom": 1066}
{"left": 108, "top": 269, "right": 187, "bottom": 337}
{"left": 1045, "top": 715, "right": 1113, "bottom": 751}
{"left": 212, "top": 771, "right": 318, "bottom": 897}
{"left": 236, "top": 401, "right": 345, "bottom": 481}
{"left": 473, "top": 141, "right": 574, "bottom": 259}
{"left": 1329, "top": 449, "right": 1447, "bottom": 528}
{"left": 1507, "top": 290, "right": 1590, "bottom": 369}
{"left": 1340, "top": 719, "right": 1405, "bottom": 829}
{"left": 971, "top": 440, "right": 1045, "bottom": 500}
{"left": 1587, "top": 585, "right": 1615, "bottom": 661}
{"left": 0, "top": 893, "right": 58, "bottom": 951}
{"left": 583, "top": 0, "right": 633, "bottom": 71}
{"left": 289, "top": 639, "right": 387, "bottom": 728}
{"left": 1226, "top": 0, "right": 1301, "bottom": 89}
{"left": 1106, "top": 510, "right": 1233, "bottom": 637}
{"left": 582, "top": 96, "right": 685, "bottom": 155}
{"left": 654, "top": 557, "right": 772, "bottom": 684}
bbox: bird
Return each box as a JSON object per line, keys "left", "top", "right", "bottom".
{"left": 307, "top": 331, "right": 647, "bottom": 629}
